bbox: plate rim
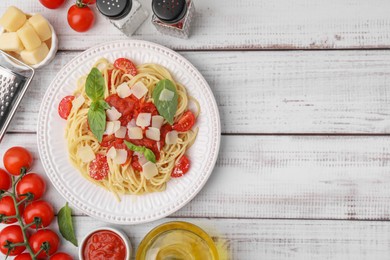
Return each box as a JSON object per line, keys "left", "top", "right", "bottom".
{"left": 37, "top": 40, "right": 221, "bottom": 224}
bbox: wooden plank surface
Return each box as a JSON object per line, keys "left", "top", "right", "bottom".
{"left": 2, "top": 133, "right": 390, "bottom": 220}
{"left": 3, "top": 217, "right": 390, "bottom": 260}
{"left": 8, "top": 50, "right": 390, "bottom": 134}
{"left": 1, "top": 0, "right": 390, "bottom": 50}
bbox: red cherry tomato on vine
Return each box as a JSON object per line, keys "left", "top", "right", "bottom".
{"left": 0, "top": 169, "right": 11, "bottom": 190}
{"left": 171, "top": 155, "right": 190, "bottom": 178}
{"left": 23, "top": 200, "right": 54, "bottom": 229}
{"left": 0, "top": 225, "right": 25, "bottom": 256}
{"left": 114, "top": 58, "right": 138, "bottom": 76}
{"left": 58, "top": 95, "right": 75, "bottom": 120}
{"left": 0, "top": 196, "right": 24, "bottom": 224}
{"left": 67, "top": 4, "right": 95, "bottom": 32}
{"left": 50, "top": 252, "right": 74, "bottom": 260}
{"left": 29, "top": 229, "right": 60, "bottom": 258}
{"left": 3, "top": 146, "right": 33, "bottom": 176}
{"left": 172, "top": 111, "right": 196, "bottom": 132}
{"left": 39, "top": 0, "right": 66, "bottom": 9}
{"left": 15, "top": 253, "right": 33, "bottom": 260}
{"left": 16, "top": 173, "right": 46, "bottom": 201}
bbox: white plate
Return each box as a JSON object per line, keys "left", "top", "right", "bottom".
{"left": 37, "top": 40, "right": 221, "bottom": 225}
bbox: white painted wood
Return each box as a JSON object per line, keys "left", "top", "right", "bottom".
{"left": 7, "top": 50, "right": 390, "bottom": 134}
{"left": 1, "top": 0, "right": 390, "bottom": 50}
{"left": 3, "top": 217, "right": 390, "bottom": 259}
{"left": 2, "top": 133, "right": 390, "bottom": 220}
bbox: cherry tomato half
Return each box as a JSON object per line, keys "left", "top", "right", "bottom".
{"left": 0, "top": 169, "right": 11, "bottom": 191}
{"left": 23, "top": 200, "right": 54, "bottom": 229}
{"left": 16, "top": 173, "right": 46, "bottom": 201}
{"left": 0, "top": 196, "right": 24, "bottom": 224}
{"left": 89, "top": 154, "right": 109, "bottom": 180}
{"left": 39, "top": 0, "right": 66, "bottom": 9}
{"left": 3, "top": 146, "right": 33, "bottom": 176}
{"left": 29, "top": 229, "right": 60, "bottom": 258}
{"left": 114, "top": 58, "right": 137, "bottom": 76}
{"left": 171, "top": 155, "right": 190, "bottom": 178}
{"left": 0, "top": 225, "right": 26, "bottom": 256}
{"left": 67, "top": 4, "right": 95, "bottom": 32}
{"left": 58, "top": 95, "right": 75, "bottom": 120}
{"left": 50, "top": 252, "right": 74, "bottom": 260}
{"left": 14, "top": 253, "right": 33, "bottom": 260}
{"left": 172, "top": 111, "right": 196, "bottom": 132}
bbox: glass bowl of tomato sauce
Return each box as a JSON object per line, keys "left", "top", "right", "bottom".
{"left": 79, "top": 227, "right": 132, "bottom": 260}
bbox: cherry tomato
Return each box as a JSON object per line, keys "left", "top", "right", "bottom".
{"left": 171, "top": 155, "right": 190, "bottom": 178}
{"left": 29, "top": 229, "right": 60, "bottom": 258}
{"left": 39, "top": 0, "right": 66, "bottom": 9}
{"left": 67, "top": 4, "right": 95, "bottom": 32}
{"left": 114, "top": 58, "right": 137, "bottom": 76}
{"left": 16, "top": 173, "right": 46, "bottom": 201}
{"left": 82, "top": 0, "right": 96, "bottom": 4}
{"left": 0, "top": 196, "right": 24, "bottom": 224}
{"left": 172, "top": 111, "right": 196, "bottom": 132}
{"left": 0, "top": 225, "right": 25, "bottom": 256}
{"left": 89, "top": 154, "right": 109, "bottom": 180}
{"left": 58, "top": 96, "right": 75, "bottom": 120}
{"left": 50, "top": 252, "right": 74, "bottom": 260}
{"left": 3, "top": 147, "right": 33, "bottom": 176}
{"left": 15, "top": 253, "right": 33, "bottom": 260}
{"left": 0, "top": 169, "right": 11, "bottom": 191}
{"left": 23, "top": 200, "right": 54, "bottom": 229}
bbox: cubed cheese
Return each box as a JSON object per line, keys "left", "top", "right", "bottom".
{"left": 107, "top": 147, "right": 117, "bottom": 159}
{"left": 127, "top": 119, "right": 136, "bottom": 128}
{"left": 116, "top": 82, "right": 131, "bottom": 98}
{"left": 104, "top": 121, "right": 120, "bottom": 135}
{"left": 0, "top": 6, "right": 26, "bottom": 32}
{"left": 166, "top": 131, "right": 178, "bottom": 145}
{"left": 113, "top": 149, "right": 127, "bottom": 164}
{"left": 131, "top": 81, "right": 148, "bottom": 99}
{"left": 17, "top": 22, "right": 42, "bottom": 51}
{"left": 20, "top": 42, "right": 49, "bottom": 65}
{"left": 146, "top": 127, "right": 160, "bottom": 141}
{"left": 72, "top": 95, "right": 85, "bottom": 111}
{"left": 0, "top": 32, "right": 24, "bottom": 52}
{"left": 152, "top": 115, "right": 164, "bottom": 129}
{"left": 28, "top": 14, "right": 51, "bottom": 41}
{"left": 142, "top": 162, "right": 158, "bottom": 180}
{"left": 77, "top": 145, "right": 95, "bottom": 163}
{"left": 115, "top": 126, "right": 127, "bottom": 139}
{"left": 106, "top": 106, "right": 122, "bottom": 121}
{"left": 128, "top": 127, "right": 143, "bottom": 139}
{"left": 136, "top": 113, "right": 151, "bottom": 128}
{"left": 159, "top": 88, "right": 175, "bottom": 101}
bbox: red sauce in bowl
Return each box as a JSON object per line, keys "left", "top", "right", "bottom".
{"left": 83, "top": 230, "right": 127, "bottom": 260}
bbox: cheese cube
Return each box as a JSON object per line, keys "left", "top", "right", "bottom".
{"left": 17, "top": 22, "right": 42, "bottom": 51}
{"left": 142, "top": 162, "right": 158, "bottom": 180}
{"left": 0, "top": 32, "right": 24, "bottom": 52}
{"left": 131, "top": 81, "right": 148, "bottom": 99}
{"left": 72, "top": 95, "right": 85, "bottom": 111}
{"left": 106, "top": 107, "right": 122, "bottom": 121}
{"left": 20, "top": 42, "right": 49, "bottom": 65}
{"left": 115, "top": 126, "right": 127, "bottom": 139}
{"left": 28, "top": 14, "right": 52, "bottom": 41}
{"left": 166, "top": 131, "right": 178, "bottom": 145}
{"left": 128, "top": 127, "right": 143, "bottom": 139}
{"left": 159, "top": 89, "right": 175, "bottom": 101}
{"left": 136, "top": 113, "right": 151, "bottom": 128}
{"left": 107, "top": 147, "right": 117, "bottom": 159}
{"left": 117, "top": 82, "right": 131, "bottom": 98}
{"left": 152, "top": 115, "right": 164, "bottom": 129}
{"left": 113, "top": 149, "right": 127, "bottom": 165}
{"left": 0, "top": 6, "right": 26, "bottom": 32}
{"left": 146, "top": 127, "right": 160, "bottom": 141}
{"left": 77, "top": 145, "right": 95, "bottom": 163}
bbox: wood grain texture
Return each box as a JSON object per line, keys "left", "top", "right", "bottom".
{"left": 7, "top": 50, "right": 390, "bottom": 134}
{"left": 1, "top": 0, "right": 390, "bottom": 50}
{"left": 3, "top": 217, "right": 390, "bottom": 260}
{"left": 2, "top": 133, "right": 390, "bottom": 220}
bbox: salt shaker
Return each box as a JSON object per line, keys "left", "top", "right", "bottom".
{"left": 151, "top": 0, "right": 195, "bottom": 39}
{"left": 96, "top": 0, "right": 148, "bottom": 37}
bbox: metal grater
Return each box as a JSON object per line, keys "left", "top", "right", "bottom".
{"left": 0, "top": 50, "right": 34, "bottom": 142}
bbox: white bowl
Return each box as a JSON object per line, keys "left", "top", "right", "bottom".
{"left": 0, "top": 20, "right": 58, "bottom": 70}
{"left": 79, "top": 227, "right": 132, "bottom": 260}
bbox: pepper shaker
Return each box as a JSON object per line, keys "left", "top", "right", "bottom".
{"left": 96, "top": 0, "right": 148, "bottom": 37}
{"left": 151, "top": 0, "right": 195, "bottom": 39}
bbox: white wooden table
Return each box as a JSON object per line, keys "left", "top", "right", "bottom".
{"left": 2, "top": 0, "right": 390, "bottom": 259}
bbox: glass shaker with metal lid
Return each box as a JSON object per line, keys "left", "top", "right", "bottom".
{"left": 151, "top": 0, "right": 195, "bottom": 38}
{"left": 96, "top": 0, "right": 148, "bottom": 37}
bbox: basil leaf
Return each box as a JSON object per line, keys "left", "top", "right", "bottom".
{"left": 88, "top": 101, "right": 106, "bottom": 142}
{"left": 85, "top": 68, "right": 105, "bottom": 102}
{"left": 152, "top": 79, "right": 178, "bottom": 125}
{"left": 58, "top": 203, "right": 78, "bottom": 247}
{"left": 99, "top": 100, "right": 110, "bottom": 110}
{"left": 124, "top": 141, "right": 157, "bottom": 163}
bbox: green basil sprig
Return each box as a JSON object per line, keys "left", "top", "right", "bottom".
{"left": 152, "top": 79, "right": 178, "bottom": 125}
{"left": 58, "top": 202, "right": 78, "bottom": 247}
{"left": 124, "top": 141, "right": 156, "bottom": 163}
{"left": 85, "top": 68, "right": 109, "bottom": 142}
